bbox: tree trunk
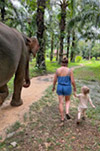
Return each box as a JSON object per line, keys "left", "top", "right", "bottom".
{"left": 1, "top": 0, "right": 5, "bottom": 22}
{"left": 66, "top": 30, "right": 70, "bottom": 58}
{"left": 59, "top": 0, "right": 68, "bottom": 64}
{"left": 56, "top": 47, "right": 59, "bottom": 61}
{"left": 70, "top": 30, "right": 75, "bottom": 62}
{"left": 36, "top": 0, "right": 46, "bottom": 70}
{"left": 50, "top": 34, "right": 54, "bottom": 61}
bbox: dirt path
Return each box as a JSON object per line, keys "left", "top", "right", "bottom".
{"left": 0, "top": 74, "right": 54, "bottom": 139}
{"left": 0, "top": 65, "right": 84, "bottom": 140}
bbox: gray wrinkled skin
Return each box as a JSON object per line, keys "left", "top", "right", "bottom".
{"left": 0, "top": 22, "right": 39, "bottom": 106}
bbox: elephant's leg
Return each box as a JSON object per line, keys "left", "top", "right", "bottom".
{"left": 10, "top": 58, "right": 25, "bottom": 106}
{"left": 0, "top": 85, "right": 9, "bottom": 106}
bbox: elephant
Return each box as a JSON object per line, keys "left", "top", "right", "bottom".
{"left": 0, "top": 22, "right": 39, "bottom": 106}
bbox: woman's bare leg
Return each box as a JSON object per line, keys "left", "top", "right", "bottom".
{"left": 58, "top": 95, "right": 64, "bottom": 121}
{"left": 65, "top": 96, "right": 71, "bottom": 119}
{"left": 65, "top": 96, "right": 70, "bottom": 114}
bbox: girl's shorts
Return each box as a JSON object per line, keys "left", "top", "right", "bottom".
{"left": 57, "top": 84, "right": 72, "bottom": 96}
{"left": 78, "top": 107, "right": 87, "bottom": 112}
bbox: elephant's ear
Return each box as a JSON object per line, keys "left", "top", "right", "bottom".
{"left": 22, "top": 33, "right": 32, "bottom": 46}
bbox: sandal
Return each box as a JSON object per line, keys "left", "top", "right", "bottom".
{"left": 66, "top": 114, "right": 71, "bottom": 120}
{"left": 61, "top": 119, "right": 65, "bottom": 122}
{"left": 82, "top": 116, "right": 85, "bottom": 120}
{"left": 59, "top": 119, "right": 65, "bottom": 126}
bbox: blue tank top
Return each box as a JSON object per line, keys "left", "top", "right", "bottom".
{"left": 57, "top": 76, "right": 71, "bottom": 86}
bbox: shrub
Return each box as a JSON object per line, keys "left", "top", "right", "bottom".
{"left": 91, "top": 57, "right": 96, "bottom": 61}
{"left": 75, "top": 56, "right": 82, "bottom": 63}
{"left": 97, "top": 57, "right": 100, "bottom": 60}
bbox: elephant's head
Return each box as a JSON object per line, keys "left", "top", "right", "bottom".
{"left": 23, "top": 35, "right": 39, "bottom": 57}
{"left": 22, "top": 35, "right": 39, "bottom": 88}
{"left": 27, "top": 37, "right": 39, "bottom": 57}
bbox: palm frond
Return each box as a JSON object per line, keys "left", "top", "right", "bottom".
{"left": 67, "top": 15, "right": 82, "bottom": 30}
{"left": 80, "top": 9, "right": 98, "bottom": 27}
{"left": 82, "top": 0, "right": 100, "bottom": 8}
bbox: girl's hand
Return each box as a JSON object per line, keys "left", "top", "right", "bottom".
{"left": 93, "top": 105, "right": 96, "bottom": 109}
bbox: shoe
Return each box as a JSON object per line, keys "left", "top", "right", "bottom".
{"left": 59, "top": 119, "right": 65, "bottom": 126}
{"left": 82, "top": 116, "right": 85, "bottom": 120}
{"left": 66, "top": 114, "right": 71, "bottom": 120}
{"left": 61, "top": 119, "right": 65, "bottom": 123}
{"left": 76, "top": 119, "right": 81, "bottom": 125}
{"left": 76, "top": 121, "right": 80, "bottom": 125}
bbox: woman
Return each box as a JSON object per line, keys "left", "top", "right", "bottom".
{"left": 52, "top": 57, "right": 76, "bottom": 122}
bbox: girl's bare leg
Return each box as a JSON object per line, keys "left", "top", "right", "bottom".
{"left": 78, "top": 111, "right": 81, "bottom": 120}
{"left": 76, "top": 110, "right": 82, "bottom": 124}
{"left": 58, "top": 95, "right": 64, "bottom": 121}
{"left": 82, "top": 109, "right": 86, "bottom": 120}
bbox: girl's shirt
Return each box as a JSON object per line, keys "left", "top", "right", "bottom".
{"left": 75, "top": 93, "right": 92, "bottom": 109}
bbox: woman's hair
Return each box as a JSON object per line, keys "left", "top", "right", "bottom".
{"left": 61, "top": 57, "right": 68, "bottom": 66}
{"left": 81, "top": 86, "right": 90, "bottom": 95}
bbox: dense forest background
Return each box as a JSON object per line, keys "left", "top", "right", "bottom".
{"left": 0, "top": 0, "right": 100, "bottom": 70}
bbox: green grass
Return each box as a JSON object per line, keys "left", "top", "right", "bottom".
{"left": 29, "top": 58, "right": 81, "bottom": 76}
{"left": 7, "top": 59, "right": 100, "bottom": 98}
{"left": 1, "top": 85, "right": 100, "bottom": 151}
{"left": 74, "top": 61, "right": 100, "bottom": 82}
{"left": 1, "top": 58, "right": 100, "bottom": 151}
{"left": 6, "top": 121, "right": 22, "bottom": 134}
{"left": 7, "top": 58, "right": 81, "bottom": 97}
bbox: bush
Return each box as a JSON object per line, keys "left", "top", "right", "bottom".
{"left": 91, "top": 57, "right": 96, "bottom": 61}
{"left": 75, "top": 56, "right": 82, "bottom": 63}
{"left": 97, "top": 57, "right": 100, "bottom": 60}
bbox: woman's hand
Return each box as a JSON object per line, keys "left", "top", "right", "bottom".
{"left": 73, "top": 91, "right": 77, "bottom": 97}
{"left": 52, "top": 86, "right": 55, "bottom": 91}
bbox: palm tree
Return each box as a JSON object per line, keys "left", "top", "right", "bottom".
{"left": 66, "top": 30, "right": 70, "bottom": 58}
{"left": 36, "top": 0, "right": 46, "bottom": 70}
{"left": 0, "top": 0, "right": 5, "bottom": 22}
{"left": 68, "top": 0, "right": 100, "bottom": 41}
{"left": 59, "top": 0, "right": 69, "bottom": 63}
{"left": 68, "top": 0, "right": 77, "bottom": 62}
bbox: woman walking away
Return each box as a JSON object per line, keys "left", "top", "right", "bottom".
{"left": 52, "top": 57, "right": 76, "bottom": 123}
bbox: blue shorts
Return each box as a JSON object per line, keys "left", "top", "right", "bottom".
{"left": 57, "top": 84, "right": 72, "bottom": 96}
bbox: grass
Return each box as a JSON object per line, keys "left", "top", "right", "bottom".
{"left": 1, "top": 58, "right": 100, "bottom": 150}
{"left": 6, "top": 121, "right": 22, "bottom": 134}
{"left": 74, "top": 61, "right": 100, "bottom": 82}
{"left": 29, "top": 58, "right": 81, "bottom": 77}
{"left": 7, "top": 58, "right": 81, "bottom": 97}
{"left": 7, "top": 59, "right": 100, "bottom": 98}
{"left": 0, "top": 83, "right": 100, "bottom": 151}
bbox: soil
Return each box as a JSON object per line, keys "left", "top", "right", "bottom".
{"left": 0, "top": 65, "right": 82, "bottom": 139}
{"left": 0, "top": 65, "right": 100, "bottom": 150}
{"left": 0, "top": 74, "right": 54, "bottom": 140}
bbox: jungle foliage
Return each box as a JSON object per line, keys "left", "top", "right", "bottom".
{"left": 0, "top": 0, "right": 100, "bottom": 69}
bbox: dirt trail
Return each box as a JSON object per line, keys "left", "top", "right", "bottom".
{"left": 0, "top": 65, "right": 83, "bottom": 139}
{"left": 0, "top": 74, "right": 54, "bottom": 139}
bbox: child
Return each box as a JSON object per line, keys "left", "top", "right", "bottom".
{"left": 74, "top": 85, "right": 95, "bottom": 124}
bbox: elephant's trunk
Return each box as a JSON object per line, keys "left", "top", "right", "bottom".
{"left": 23, "top": 56, "right": 30, "bottom": 88}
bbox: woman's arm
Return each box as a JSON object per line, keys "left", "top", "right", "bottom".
{"left": 70, "top": 69, "right": 76, "bottom": 92}
{"left": 52, "top": 72, "right": 57, "bottom": 91}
